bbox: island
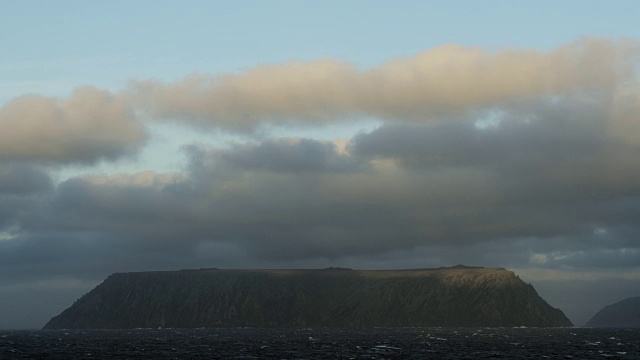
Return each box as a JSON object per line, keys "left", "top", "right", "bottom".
{"left": 586, "top": 296, "right": 640, "bottom": 328}
{"left": 44, "top": 266, "right": 572, "bottom": 329}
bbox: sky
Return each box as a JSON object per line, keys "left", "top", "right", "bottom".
{"left": 2, "top": 0, "right": 640, "bottom": 328}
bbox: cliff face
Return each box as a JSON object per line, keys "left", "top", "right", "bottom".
{"left": 586, "top": 296, "right": 640, "bottom": 328}
{"left": 43, "top": 267, "right": 572, "bottom": 329}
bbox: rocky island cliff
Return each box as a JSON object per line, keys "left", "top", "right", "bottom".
{"left": 43, "top": 266, "right": 572, "bottom": 329}
{"left": 586, "top": 296, "right": 640, "bottom": 328}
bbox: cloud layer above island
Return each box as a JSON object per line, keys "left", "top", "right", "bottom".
{"left": 1, "top": 38, "right": 640, "bottom": 290}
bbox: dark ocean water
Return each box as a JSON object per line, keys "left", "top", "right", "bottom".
{"left": 1, "top": 327, "right": 638, "bottom": 359}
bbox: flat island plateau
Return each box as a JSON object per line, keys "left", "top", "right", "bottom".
{"left": 43, "top": 266, "right": 572, "bottom": 329}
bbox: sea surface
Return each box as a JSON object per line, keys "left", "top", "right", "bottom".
{"left": 1, "top": 327, "right": 638, "bottom": 359}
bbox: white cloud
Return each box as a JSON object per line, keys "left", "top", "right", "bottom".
{"left": 530, "top": 254, "right": 549, "bottom": 264}
{"left": 129, "top": 38, "right": 638, "bottom": 130}
{"left": 79, "top": 171, "right": 186, "bottom": 188}
{"left": 0, "top": 86, "right": 146, "bottom": 164}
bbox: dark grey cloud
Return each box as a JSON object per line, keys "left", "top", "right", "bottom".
{"left": 348, "top": 93, "right": 640, "bottom": 242}
{"left": 351, "top": 94, "right": 615, "bottom": 175}
{"left": 0, "top": 164, "right": 53, "bottom": 195}
{"left": 0, "top": 164, "right": 54, "bottom": 235}
{"left": 218, "top": 138, "right": 360, "bottom": 173}
{"left": 7, "top": 95, "right": 640, "bottom": 277}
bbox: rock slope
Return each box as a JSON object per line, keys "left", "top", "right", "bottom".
{"left": 586, "top": 296, "right": 640, "bottom": 328}
{"left": 43, "top": 267, "right": 572, "bottom": 329}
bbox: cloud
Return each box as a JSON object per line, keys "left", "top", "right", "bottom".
{"left": 129, "top": 38, "right": 638, "bottom": 130}
{"left": 12, "top": 95, "right": 640, "bottom": 267}
{"left": 0, "top": 86, "right": 147, "bottom": 164}
{"left": 0, "top": 164, "right": 52, "bottom": 195}
{"left": 130, "top": 60, "right": 360, "bottom": 131}
{"left": 1, "top": 38, "right": 636, "bottom": 166}
{"left": 217, "top": 138, "right": 360, "bottom": 173}
{"left": 0, "top": 164, "right": 53, "bottom": 236}
{"left": 78, "top": 171, "right": 186, "bottom": 188}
